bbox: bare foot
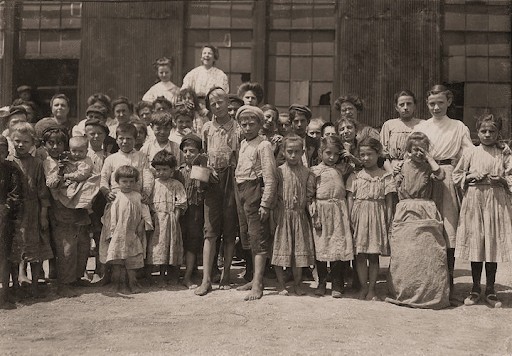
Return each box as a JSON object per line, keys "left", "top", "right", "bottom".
{"left": 244, "top": 283, "right": 263, "bottom": 301}
{"left": 358, "top": 285, "right": 368, "bottom": 300}
{"left": 219, "top": 272, "right": 231, "bottom": 290}
{"left": 194, "top": 283, "right": 212, "bottom": 296}
{"left": 278, "top": 288, "right": 289, "bottom": 296}
{"left": 293, "top": 284, "right": 306, "bottom": 296}
{"left": 18, "top": 275, "right": 32, "bottom": 285}
{"left": 366, "top": 290, "right": 378, "bottom": 301}
{"left": 237, "top": 281, "right": 252, "bottom": 291}
{"left": 182, "top": 279, "right": 197, "bottom": 289}
{"left": 128, "top": 284, "right": 142, "bottom": 294}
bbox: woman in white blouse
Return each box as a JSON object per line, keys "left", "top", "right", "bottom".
{"left": 142, "top": 57, "right": 180, "bottom": 106}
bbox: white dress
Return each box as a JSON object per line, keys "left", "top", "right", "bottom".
{"left": 142, "top": 81, "right": 180, "bottom": 105}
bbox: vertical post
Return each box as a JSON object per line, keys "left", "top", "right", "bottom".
{"left": 253, "top": 0, "right": 266, "bottom": 96}
{"left": 1, "top": 0, "right": 18, "bottom": 105}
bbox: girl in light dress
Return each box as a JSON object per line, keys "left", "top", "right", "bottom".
{"left": 453, "top": 114, "right": 512, "bottom": 308}
{"left": 142, "top": 57, "right": 180, "bottom": 106}
{"left": 347, "top": 138, "right": 395, "bottom": 300}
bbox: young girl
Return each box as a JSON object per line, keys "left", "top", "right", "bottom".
{"left": 107, "top": 165, "right": 152, "bottom": 293}
{"left": 237, "top": 82, "right": 264, "bottom": 107}
{"left": 168, "top": 108, "right": 193, "bottom": 145}
{"left": 175, "top": 88, "right": 209, "bottom": 135}
{"left": 413, "top": 84, "right": 473, "bottom": 294}
{"left": 453, "top": 114, "right": 512, "bottom": 308}
{"left": 347, "top": 138, "right": 395, "bottom": 300}
{"left": 310, "top": 136, "right": 353, "bottom": 298}
{"left": 9, "top": 122, "right": 53, "bottom": 298}
{"left": 142, "top": 57, "right": 180, "bottom": 105}
{"left": 272, "top": 135, "right": 316, "bottom": 296}
{"left": 146, "top": 151, "right": 187, "bottom": 286}
{"left": 386, "top": 132, "right": 450, "bottom": 309}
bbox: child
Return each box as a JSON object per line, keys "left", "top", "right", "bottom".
{"left": 260, "top": 104, "right": 282, "bottom": 153}
{"left": 413, "top": 84, "right": 473, "bottom": 295}
{"left": 310, "top": 136, "right": 353, "bottom": 298}
{"left": 169, "top": 108, "right": 193, "bottom": 146}
{"left": 135, "top": 100, "right": 153, "bottom": 124}
{"left": 142, "top": 57, "right": 180, "bottom": 105}
{"left": 234, "top": 106, "right": 277, "bottom": 301}
{"left": 453, "top": 114, "right": 512, "bottom": 308}
{"left": 0, "top": 135, "right": 22, "bottom": 309}
{"left": 112, "top": 96, "right": 134, "bottom": 128}
{"left": 321, "top": 122, "right": 336, "bottom": 138}
{"left": 107, "top": 165, "right": 153, "bottom": 293}
{"left": 2, "top": 106, "right": 28, "bottom": 157}
{"left": 141, "top": 111, "right": 183, "bottom": 165}
{"left": 237, "top": 82, "right": 264, "bottom": 107}
{"left": 337, "top": 117, "right": 363, "bottom": 170}
{"left": 347, "top": 138, "right": 395, "bottom": 301}
{"left": 146, "top": 151, "right": 187, "bottom": 286}
{"left": 153, "top": 96, "right": 173, "bottom": 113}
{"left": 307, "top": 118, "right": 324, "bottom": 140}
{"left": 277, "top": 112, "right": 292, "bottom": 138}
{"left": 227, "top": 95, "right": 244, "bottom": 122}
{"left": 272, "top": 135, "right": 315, "bottom": 296}
{"left": 131, "top": 119, "right": 149, "bottom": 150}
{"left": 9, "top": 122, "right": 53, "bottom": 298}
{"left": 175, "top": 88, "right": 209, "bottom": 135}
{"left": 177, "top": 134, "right": 208, "bottom": 289}
{"left": 386, "top": 132, "right": 450, "bottom": 309}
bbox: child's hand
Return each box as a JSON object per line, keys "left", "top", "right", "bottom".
{"left": 393, "top": 161, "right": 404, "bottom": 176}
{"left": 105, "top": 190, "right": 117, "bottom": 202}
{"left": 313, "top": 219, "right": 322, "bottom": 231}
{"left": 40, "top": 215, "right": 49, "bottom": 231}
{"left": 466, "top": 172, "right": 486, "bottom": 182}
{"left": 141, "top": 193, "right": 149, "bottom": 204}
{"left": 258, "top": 206, "right": 269, "bottom": 222}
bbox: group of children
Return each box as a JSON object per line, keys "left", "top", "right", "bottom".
{"left": 1, "top": 48, "right": 511, "bottom": 311}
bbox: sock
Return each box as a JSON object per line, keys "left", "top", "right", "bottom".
{"left": 485, "top": 262, "right": 497, "bottom": 295}
{"left": 470, "top": 262, "right": 483, "bottom": 293}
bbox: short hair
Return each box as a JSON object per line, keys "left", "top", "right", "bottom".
{"left": 358, "top": 137, "right": 383, "bottom": 155}
{"left": 476, "top": 113, "right": 502, "bottom": 132}
{"left": 308, "top": 118, "right": 324, "bottom": 130}
{"left": 116, "top": 123, "right": 138, "bottom": 138}
{"left": 50, "top": 93, "right": 70, "bottom": 108}
{"left": 154, "top": 56, "right": 174, "bottom": 69}
{"left": 203, "top": 45, "right": 219, "bottom": 61}
{"left": 334, "top": 94, "right": 364, "bottom": 113}
{"left": 289, "top": 108, "right": 311, "bottom": 123}
{"left": 321, "top": 122, "right": 335, "bottom": 136}
{"left": 42, "top": 127, "right": 69, "bottom": 146}
{"left": 205, "top": 87, "right": 227, "bottom": 112}
{"left": 282, "top": 134, "right": 304, "bottom": 150}
{"left": 394, "top": 89, "right": 417, "bottom": 104}
{"left": 69, "top": 136, "right": 88, "bottom": 148}
{"left": 10, "top": 122, "right": 37, "bottom": 142}
{"left": 153, "top": 96, "right": 173, "bottom": 111}
{"left": 278, "top": 112, "right": 290, "bottom": 123}
{"left": 130, "top": 118, "right": 148, "bottom": 136}
{"left": 135, "top": 100, "right": 153, "bottom": 116}
{"left": 180, "top": 135, "right": 203, "bottom": 151}
{"left": 237, "top": 82, "right": 264, "bottom": 105}
{"left": 426, "top": 84, "right": 454, "bottom": 102}
{"left": 112, "top": 96, "right": 134, "bottom": 114}
{"left": 261, "top": 104, "right": 279, "bottom": 123}
{"left": 174, "top": 108, "right": 194, "bottom": 125}
{"left": 151, "top": 150, "right": 177, "bottom": 169}
{"left": 320, "top": 135, "right": 343, "bottom": 153}
{"left": 336, "top": 117, "right": 360, "bottom": 133}
{"left": 405, "top": 132, "right": 430, "bottom": 153}
{"left": 114, "top": 165, "right": 139, "bottom": 183}
{"left": 178, "top": 87, "right": 200, "bottom": 111}
{"left": 151, "top": 111, "right": 173, "bottom": 127}
{"left": 87, "top": 93, "right": 112, "bottom": 115}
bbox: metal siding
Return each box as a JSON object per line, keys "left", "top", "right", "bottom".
{"left": 338, "top": 0, "right": 441, "bottom": 128}
{"left": 78, "top": 1, "right": 184, "bottom": 116}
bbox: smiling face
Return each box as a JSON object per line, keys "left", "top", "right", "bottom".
{"left": 427, "top": 93, "right": 451, "bottom": 119}
{"left": 175, "top": 116, "right": 193, "bottom": 134}
{"left": 338, "top": 120, "right": 356, "bottom": 143}
{"left": 395, "top": 95, "right": 416, "bottom": 120}
{"left": 478, "top": 122, "right": 499, "bottom": 147}
{"left": 157, "top": 65, "right": 172, "bottom": 83}
{"left": 152, "top": 124, "right": 171, "bottom": 144}
{"left": 201, "top": 47, "right": 215, "bottom": 68}
{"left": 154, "top": 164, "right": 174, "bottom": 181}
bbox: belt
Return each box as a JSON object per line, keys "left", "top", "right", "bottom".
{"left": 436, "top": 159, "right": 452, "bottom": 165}
{"left": 237, "top": 177, "right": 264, "bottom": 187}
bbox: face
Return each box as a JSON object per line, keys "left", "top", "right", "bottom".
{"left": 201, "top": 47, "right": 215, "bottom": 67}
{"left": 114, "top": 103, "right": 131, "bottom": 124}
{"left": 395, "top": 96, "right": 416, "bottom": 120}
{"left": 44, "top": 135, "right": 66, "bottom": 159}
{"left": 8, "top": 114, "right": 28, "bottom": 131}
{"left": 69, "top": 143, "right": 87, "bottom": 160}
{"left": 291, "top": 113, "right": 308, "bottom": 137}
{"left": 86, "top": 112, "right": 104, "bottom": 121}
{"left": 85, "top": 125, "right": 106, "bottom": 150}
{"left": 157, "top": 65, "right": 172, "bottom": 82}
{"left": 359, "top": 146, "right": 379, "bottom": 169}
{"left": 152, "top": 124, "right": 171, "bottom": 143}
{"left": 154, "top": 164, "right": 174, "bottom": 181}
{"left": 284, "top": 141, "right": 304, "bottom": 166}
{"left": 277, "top": 116, "right": 291, "bottom": 136}
{"left": 154, "top": 102, "right": 170, "bottom": 113}
{"left": 208, "top": 90, "right": 229, "bottom": 119}
{"left": 227, "top": 102, "right": 242, "bottom": 121}
{"left": 176, "top": 116, "right": 193, "bottom": 133}
{"left": 118, "top": 177, "right": 136, "bottom": 193}
{"left": 478, "top": 122, "right": 499, "bottom": 146}
{"left": 20, "top": 91, "right": 31, "bottom": 101}
{"left": 263, "top": 110, "right": 276, "bottom": 126}
{"left": 339, "top": 102, "right": 358, "bottom": 120}
{"left": 239, "top": 115, "right": 262, "bottom": 141}
{"left": 322, "top": 126, "right": 336, "bottom": 138}
{"left": 182, "top": 144, "right": 200, "bottom": 166}
{"left": 0, "top": 145, "right": 8, "bottom": 162}
{"left": 321, "top": 144, "right": 341, "bottom": 166}
{"left": 338, "top": 121, "right": 356, "bottom": 142}
{"left": 409, "top": 142, "right": 428, "bottom": 163}
{"left": 427, "top": 93, "right": 451, "bottom": 118}
{"left": 11, "top": 132, "right": 34, "bottom": 156}
{"left": 116, "top": 132, "right": 136, "bottom": 153}
{"left": 242, "top": 91, "right": 258, "bottom": 106}
{"left": 307, "top": 124, "right": 322, "bottom": 139}
{"left": 139, "top": 107, "right": 152, "bottom": 122}
{"left": 134, "top": 125, "right": 147, "bottom": 147}
{"left": 52, "top": 98, "right": 70, "bottom": 120}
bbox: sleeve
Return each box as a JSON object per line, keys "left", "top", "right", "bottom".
{"left": 43, "top": 159, "right": 61, "bottom": 189}
{"left": 71, "top": 121, "right": 85, "bottom": 137}
{"left": 142, "top": 84, "right": 156, "bottom": 103}
{"left": 64, "top": 159, "right": 93, "bottom": 181}
{"left": 6, "top": 164, "right": 23, "bottom": 216}
{"left": 100, "top": 156, "right": 113, "bottom": 191}
{"left": 259, "top": 141, "right": 278, "bottom": 209}
{"left": 221, "top": 72, "right": 229, "bottom": 93}
{"left": 306, "top": 170, "right": 316, "bottom": 203}
{"left": 452, "top": 150, "right": 471, "bottom": 190}
{"left": 380, "top": 121, "right": 391, "bottom": 158}
{"left": 36, "top": 162, "right": 51, "bottom": 208}
{"left": 174, "top": 181, "right": 188, "bottom": 212}
{"left": 502, "top": 151, "right": 512, "bottom": 193}
{"left": 346, "top": 173, "right": 356, "bottom": 193}
{"left": 456, "top": 124, "right": 475, "bottom": 161}
{"left": 141, "top": 202, "right": 154, "bottom": 231}
{"left": 140, "top": 154, "right": 155, "bottom": 198}
{"left": 383, "top": 173, "right": 396, "bottom": 195}
{"left": 181, "top": 69, "right": 195, "bottom": 91}
{"left": 109, "top": 198, "right": 119, "bottom": 238}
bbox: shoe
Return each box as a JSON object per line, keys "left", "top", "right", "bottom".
{"left": 464, "top": 292, "right": 480, "bottom": 306}
{"left": 484, "top": 293, "right": 502, "bottom": 308}
{"left": 314, "top": 282, "right": 326, "bottom": 296}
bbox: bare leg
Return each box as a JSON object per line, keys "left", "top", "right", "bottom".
{"left": 158, "top": 266, "right": 166, "bottom": 287}
{"left": 127, "top": 269, "right": 141, "bottom": 294}
{"left": 274, "top": 266, "right": 288, "bottom": 295}
{"left": 356, "top": 254, "right": 369, "bottom": 300}
{"left": 195, "top": 238, "right": 215, "bottom": 296}
{"left": 366, "top": 254, "right": 379, "bottom": 300}
{"left": 219, "top": 239, "right": 235, "bottom": 289}
{"left": 109, "top": 265, "right": 121, "bottom": 292}
{"left": 292, "top": 264, "right": 305, "bottom": 296}
{"left": 245, "top": 253, "right": 265, "bottom": 301}
{"left": 18, "top": 261, "right": 31, "bottom": 285}
{"left": 183, "top": 251, "right": 197, "bottom": 289}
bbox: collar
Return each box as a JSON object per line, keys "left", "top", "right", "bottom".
{"left": 212, "top": 117, "right": 234, "bottom": 131}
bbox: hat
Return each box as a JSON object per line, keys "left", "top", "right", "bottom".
{"left": 16, "top": 85, "right": 31, "bottom": 93}
{"left": 0, "top": 106, "right": 10, "bottom": 120}
{"left": 289, "top": 104, "right": 312, "bottom": 120}
{"left": 179, "top": 133, "right": 203, "bottom": 151}
{"left": 8, "top": 105, "right": 28, "bottom": 118}
{"left": 84, "top": 117, "right": 110, "bottom": 135}
{"left": 235, "top": 105, "right": 264, "bottom": 123}
{"left": 34, "top": 117, "right": 66, "bottom": 139}
{"left": 0, "top": 135, "right": 8, "bottom": 147}
{"left": 228, "top": 94, "right": 244, "bottom": 107}
{"left": 86, "top": 103, "right": 107, "bottom": 118}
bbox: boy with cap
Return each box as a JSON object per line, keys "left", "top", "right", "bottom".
{"left": 72, "top": 103, "right": 110, "bottom": 138}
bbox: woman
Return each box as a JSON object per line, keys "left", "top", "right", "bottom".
{"left": 142, "top": 57, "right": 180, "bottom": 106}
{"left": 334, "top": 94, "right": 379, "bottom": 142}
{"left": 35, "top": 94, "right": 74, "bottom": 139}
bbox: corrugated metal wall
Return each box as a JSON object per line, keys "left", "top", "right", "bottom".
{"left": 338, "top": 0, "right": 441, "bottom": 128}
{"left": 78, "top": 1, "right": 184, "bottom": 116}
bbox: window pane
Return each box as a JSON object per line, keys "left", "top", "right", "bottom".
{"left": 311, "top": 82, "right": 332, "bottom": 107}
{"left": 231, "top": 2, "right": 253, "bottom": 29}
{"left": 291, "top": 4, "right": 313, "bottom": 28}
{"left": 40, "top": 4, "right": 61, "bottom": 29}
{"left": 209, "top": 2, "right": 231, "bottom": 28}
{"left": 271, "top": 4, "right": 291, "bottom": 29}
{"left": 312, "top": 31, "right": 334, "bottom": 55}
{"left": 313, "top": 3, "right": 336, "bottom": 29}
{"left": 186, "top": 30, "right": 208, "bottom": 48}
{"left": 274, "top": 82, "right": 290, "bottom": 106}
{"left": 274, "top": 57, "right": 290, "bottom": 81}
{"left": 231, "top": 30, "right": 252, "bottom": 48}
{"left": 188, "top": 2, "right": 209, "bottom": 28}
{"left": 291, "top": 31, "right": 312, "bottom": 55}
{"left": 184, "top": 46, "right": 197, "bottom": 73}
{"left": 19, "top": 31, "right": 39, "bottom": 57}
{"left": 291, "top": 57, "right": 312, "bottom": 81}
{"left": 230, "top": 75, "right": 243, "bottom": 94}
{"left": 61, "top": 3, "right": 81, "bottom": 29}
{"left": 40, "top": 31, "right": 60, "bottom": 56}
{"left": 231, "top": 48, "right": 251, "bottom": 73}
{"left": 61, "top": 30, "right": 80, "bottom": 58}
{"left": 21, "top": 4, "right": 40, "bottom": 29}
{"left": 209, "top": 30, "right": 230, "bottom": 48}
{"left": 216, "top": 48, "right": 231, "bottom": 72}
{"left": 312, "top": 57, "right": 333, "bottom": 81}
{"left": 269, "top": 31, "right": 290, "bottom": 55}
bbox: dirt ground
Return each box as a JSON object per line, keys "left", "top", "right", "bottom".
{"left": 2, "top": 258, "right": 512, "bottom": 355}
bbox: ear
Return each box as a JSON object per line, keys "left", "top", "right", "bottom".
{"left": 447, "top": 97, "right": 453, "bottom": 106}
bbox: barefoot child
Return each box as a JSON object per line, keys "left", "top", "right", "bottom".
{"left": 386, "top": 132, "right": 450, "bottom": 309}
{"left": 140, "top": 111, "right": 183, "bottom": 166}
{"left": 453, "top": 114, "right": 512, "bottom": 308}
{"left": 234, "top": 106, "right": 277, "bottom": 301}
{"left": 272, "top": 135, "right": 315, "bottom": 296}
{"left": 146, "top": 151, "right": 187, "bottom": 286}
{"left": 107, "top": 165, "right": 153, "bottom": 293}
{"left": 310, "top": 136, "right": 354, "bottom": 298}
{"left": 347, "top": 138, "right": 395, "bottom": 300}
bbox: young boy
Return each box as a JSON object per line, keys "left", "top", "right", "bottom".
{"left": 169, "top": 109, "right": 193, "bottom": 146}
{"left": 234, "top": 105, "right": 277, "bottom": 301}
{"left": 306, "top": 118, "right": 324, "bottom": 140}
{"left": 140, "top": 111, "right": 184, "bottom": 165}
